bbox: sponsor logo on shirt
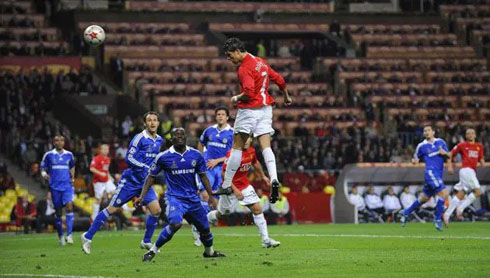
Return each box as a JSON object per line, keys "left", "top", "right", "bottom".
{"left": 208, "top": 141, "right": 227, "bottom": 148}
{"left": 428, "top": 150, "right": 440, "bottom": 157}
{"left": 52, "top": 165, "right": 70, "bottom": 169}
{"left": 171, "top": 169, "right": 196, "bottom": 175}
{"left": 468, "top": 150, "right": 478, "bottom": 158}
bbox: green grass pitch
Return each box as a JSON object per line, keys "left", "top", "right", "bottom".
{"left": 1, "top": 223, "right": 490, "bottom": 278}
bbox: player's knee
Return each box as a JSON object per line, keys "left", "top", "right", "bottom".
{"left": 200, "top": 227, "right": 210, "bottom": 235}
{"left": 170, "top": 223, "right": 182, "bottom": 232}
{"left": 152, "top": 207, "right": 162, "bottom": 216}
{"left": 475, "top": 189, "right": 483, "bottom": 196}
{"left": 105, "top": 206, "right": 117, "bottom": 215}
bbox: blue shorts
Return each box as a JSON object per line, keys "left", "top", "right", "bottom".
{"left": 423, "top": 171, "right": 446, "bottom": 197}
{"left": 198, "top": 164, "right": 223, "bottom": 192}
{"left": 51, "top": 187, "right": 74, "bottom": 210}
{"left": 109, "top": 178, "right": 158, "bottom": 207}
{"left": 165, "top": 195, "right": 210, "bottom": 233}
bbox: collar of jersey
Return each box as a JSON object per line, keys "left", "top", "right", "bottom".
{"left": 51, "top": 148, "right": 67, "bottom": 155}
{"left": 142, "top": 129, "right": 160, "bottom": 141}
{"left": 212, "top": 124, "right": 232, "bottom": 131}
{"left": 169, "top": 145, "right": 190, "bottom": 155}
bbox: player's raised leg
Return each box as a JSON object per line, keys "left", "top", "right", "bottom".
{"left": 257, "top": 132, "right": 280, "bottom": 203}
{"left": 220, "top": 133, "right": 248, "bottom": 191}
{"left": 401, "top": 193, "right": 429, "bottom": 227}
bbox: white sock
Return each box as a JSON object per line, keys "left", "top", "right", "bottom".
{"left": 92, "top": 202, "right": 100, "bottom": 220}
{"left": 191, "top": 225, "right": 199, "bottom": 240}
{"left": 262, "top": 147, "right": 278, "bottom": 182}
{"left": 205, "top": 246, "right": 214, "bottom": 255}
{"left": 458, "top": 193, "right": 476, "bottom": 213}
{"left": 207, "top": 210, "right": 218, "bottom": 223}
{"left": 445, "top": 196, "right": 460, "bottom": 217}
{"left": 150, "top": 244, "right": 158, "bottom": 253}
{"left": 222, "top": 149, "right": 242, "bottom": 188}
{"left": 253, "top": 213, "right": 269, "bottom": 242}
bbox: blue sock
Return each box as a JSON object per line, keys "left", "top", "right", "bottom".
{"left": 155, "top": 225, "right": 176, "bottom": 248}
{"left": 85, "top": 209, "right": 110, "bottom": 240}
{"left": 143, "top": 215, "right": 159, "bottom": 243}
{"left": 404, "top": 200, "right": 421, "bottom": 216}
{"left": 435, "top": 197, "right": 445, "bottom": 221}
{"left": 200, "top": 232, "right": 213, "bottom": 247}
{"left": 66, "top": 212, "right": 74, "bottom": 236}
{"left": 200, "top": 201, "right": 210, "bottom": 214}
{"left": 54, "top": 216, "right": 63, "bottom": 238}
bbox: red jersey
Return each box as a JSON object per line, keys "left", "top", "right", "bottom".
{"left": 450, "top": 141, "right": 484, "bottom": 171}
{"left": 223, "top": 146, "right": 258, "bottom": 191}
{"left": 90, "top": 154, "right": 111, "bottom": 183}
{"left": 237, "top": 53, "right": 286, "bottom": 109}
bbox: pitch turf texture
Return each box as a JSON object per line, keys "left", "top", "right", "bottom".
{"left": 1, "top": 223, "right": 490, "bottom": 278}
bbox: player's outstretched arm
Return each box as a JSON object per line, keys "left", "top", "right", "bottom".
{"left": 135, "top": 175, "right": 155, "bottom": 207}
{"left": 411, "top": 157, "right": 419, "bottom": 164}
{"left": 207, "top": 157, "right": 227, "bottom": 169}
{"left": 199, "top": 173, "right": 217, "bottom": 209}
{"left": 439, "top": 146, "right": 454, "bottom": 174}
{"left": 253, "top": 160, "right": 270, "bottom": 187}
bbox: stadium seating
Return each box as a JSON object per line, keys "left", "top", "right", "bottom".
{"left": 127, "top": 1, "right": 334, "bottom": 13}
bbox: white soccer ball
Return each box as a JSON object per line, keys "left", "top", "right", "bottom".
{"left": 83, "top": 25, "right": 105, "bottom": 46}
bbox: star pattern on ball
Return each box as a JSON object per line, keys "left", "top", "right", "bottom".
{"left": 89, "top": 32, "right": 98, "bottom": 39}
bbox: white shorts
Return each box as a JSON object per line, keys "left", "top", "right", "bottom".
{"left": 94, "top": 180, "right": 117, "bottom": 199}
{"left": 217, "top": 185, "right": 260, "bottom": 215}
{"left": 234, "top": 105, "right": 274, "bottom": 137}
{"left": 453, "top": 168, "right": 481, "bottom": 192}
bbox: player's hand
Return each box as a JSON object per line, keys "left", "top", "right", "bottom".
{"left": 43, "top": 174, "right": 50, "bottom": 181}
{"left": 233, "top": 187, "right": 244, "bottom": 200}
{"left": 283, "top": 94, "right": 292, "bottom": 106}
{"left": 411, "top": 158, "right": 419, "bottom": 164}
{"left": 231, "top": 95, "right": 239, "bottom": 104}
{"left": 134, "top": 197, "right": 143, "bottom": 208}
{"left": 448, "top": 167, "right": 455, "bottom": 175}
{"left": 208, "top": 197, "right": 218, "bottom": 210}
{"left": 206, "top": 159, "right": 219, "bottom": 169}
{"left": 262, "top": 175, "right": 271, "bottom": 187}
{"left": 439, "top": 147, "right": 448, "bottom": 156}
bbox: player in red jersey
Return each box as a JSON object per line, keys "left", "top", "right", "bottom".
{"left": 218, "top": 37, "right": 292, "bottom": 204}
{"left": 207, "top": 137, "right": 280, "bottom": 248}
{"left": 440, "top": 128, "right": 485, "bottom": 225}
{"left": 89, "top": 144, "right": 116, "bottom": 220}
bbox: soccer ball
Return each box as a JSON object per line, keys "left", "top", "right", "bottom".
{"left": 83, "top": 25, "right": 105, "bottom": 46}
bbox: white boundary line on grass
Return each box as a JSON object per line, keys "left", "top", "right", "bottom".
{"left": 2, "top": 233, "right": 490, "bottom": 241}
{"left": 0, "top": 274, "right": 114, "bottom": 278}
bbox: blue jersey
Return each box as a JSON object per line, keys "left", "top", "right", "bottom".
{"left": 199, "top": 124, "right": 233, "bottom": 163}
{"left": 414, "top": 138, "right": 449, "bottom": 179}
{"left": 122, "top": 130, "right": 163, "bottom": 187}
{"left": 149, "top": 146, "right": 206, "bottom": 202}
{"left": 40, "top": 149, "right": 75, "bottom": 191}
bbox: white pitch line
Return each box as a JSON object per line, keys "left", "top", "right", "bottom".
{"left": 0, "top": 274, "right": 114, "bottom": 278}
{"left": 1, "top": 232, "right": 490, "bottom": 241}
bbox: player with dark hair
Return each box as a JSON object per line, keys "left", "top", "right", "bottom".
{"left": 138, "top": 128, "right": 225, "bottom": 261}
{"left": 441, "top": 128, "right": 485, "bottom": 225}
{"left": 192, "top": 106, "right": 234, "bottom": 246}
{"left": 207, "top": 137, "right": 280, "bottom": 248}
{"left": 40, "top": 135, "right": 75, "bottom": 245}
{"left": 219, "top": 37, "right": 292, "bottom": 204}
{"left": 81, "top": 111, "right": 163, "bottom": 254}
{"left": 401, "top": 125, "right": 450, "bottom": 231}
